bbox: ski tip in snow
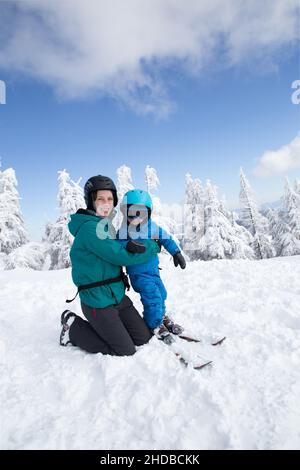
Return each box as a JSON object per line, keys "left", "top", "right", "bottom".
{"left": 178, "top": 334, "right": 226, "bottom": 346}
{"left": 211, "top": 336, "right": 226, "bottom": 346}
{"left": 193, "top": 360, "right": 213, "bottom": 370}
{"left": 177, "top": 354, "right": 213, "bottom": 371}
{"left": 178, "top": 334, "right": 201, "bottom": 343}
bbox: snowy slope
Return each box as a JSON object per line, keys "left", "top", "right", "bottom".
{"left": 1, "top": 256, "right": 300, "bottom": 450}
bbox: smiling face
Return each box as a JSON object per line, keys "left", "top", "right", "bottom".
{"left": 93, "top": 190, "right": 114, "bottom": 217}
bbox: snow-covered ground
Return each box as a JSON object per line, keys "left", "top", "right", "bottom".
{"left": 1, "top": 255, "right": 300, "bottom": 450}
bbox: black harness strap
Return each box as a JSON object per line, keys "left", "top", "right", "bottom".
{"left": 66, "top": 270, "right": 130, "bottom": 303}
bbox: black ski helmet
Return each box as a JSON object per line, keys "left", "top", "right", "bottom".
{"left": 84, "top": 175, "right": 118, "bottom": 210}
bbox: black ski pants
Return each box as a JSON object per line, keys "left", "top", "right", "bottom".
{"left": 69, "top": 295, "right": 152, "bottom": 356}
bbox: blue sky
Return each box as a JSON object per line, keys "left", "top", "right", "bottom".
{"left": 0, "top": 0, "right": 299, "bottom": 240}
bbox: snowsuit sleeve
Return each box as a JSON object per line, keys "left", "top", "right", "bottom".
{"left": 151, "top": 221, "right": 181, "bottom": 256}
{"left": 82, "top": 222, "right": 160, "bottom": 266}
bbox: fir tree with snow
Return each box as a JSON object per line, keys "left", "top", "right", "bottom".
{"left": 277, "top": 179, "right": 300, "bottom": 257}
{"left": 0, "top": 166, "right": 29, "bottom": 256}
{"left": 0, "top": 252, "right": 7, "bottom": 270}
{"left": 145, "top": 164, "right": 160, "bottom": 194}
{"left": 195, "top": 180, "right": 254, "bottom": 261}
{"left": 294, "top": 179, "right": 300, "bottom": 200}
{"left": 239, "top": 168, "right": 275, "bottom": 259}
{"left": 144, "top": 165, "right": 162, "bottom": 225}
{"left": 6, "top": 242, "right": 46, "bottom": 270}
{"left": 116, "top": 164, "right": 134, "bottom": 201}
{"left": 182, "top": 174, "right": 195, "bottom": 251}
{"left": 192, "top": 178, "right": 205, "bottom": 237}
{"left": 115, "top": 165, "right": 134, "bottom": 229}
{"left": 220, "top": 198, "right": 255, "bottom": 260}
{"left": 160, "top": 202, "right": 184, "bottom": 241}
{"left": 266, "top": 208, "right": 282, "bottom": 256}
{"left": 144, "top": 165, "right": 180, "bottom": 244}
{"left": 44, "top": 170, "right": 85, "bottom": 270}
{"left": 182, "top": 173, "right": 205, "bottom": 258}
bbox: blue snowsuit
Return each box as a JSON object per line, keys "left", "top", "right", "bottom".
{"left": 117, "top": 220, "right": 180, "bottom": 329}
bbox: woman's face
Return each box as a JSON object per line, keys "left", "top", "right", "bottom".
{"left": 94, "top": 190, "right": 114, "bottom": 217}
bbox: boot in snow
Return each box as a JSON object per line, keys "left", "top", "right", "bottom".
{"left": 163, "top": 314, "right": 184, "bottom": 335}
{"left": 60, "top": 310, "right": 76, "bottom": 346}
{"left": 153, "top": 324, "right": 175, "bottom": 345}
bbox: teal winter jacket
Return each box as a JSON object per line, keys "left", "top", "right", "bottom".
{"left": 68, "top": 209, "right": 160, "bottom": 308}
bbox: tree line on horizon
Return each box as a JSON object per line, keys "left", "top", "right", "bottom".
{"left": 0, "top": 163, "right": 299, "bottom": 270}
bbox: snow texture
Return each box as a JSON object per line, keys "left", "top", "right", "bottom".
{"left": 1, "top": 255, "right": 300, "bottom": 450}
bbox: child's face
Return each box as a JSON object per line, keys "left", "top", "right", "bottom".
{"left": 94, "top": 190, "right": 114, "bottom": 217}
{"left": 127, "top": 205, "right": 149, "bottom": 226}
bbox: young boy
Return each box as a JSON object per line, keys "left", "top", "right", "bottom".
{"left": 117, "top": 189, "right": 186, "bottom": 344}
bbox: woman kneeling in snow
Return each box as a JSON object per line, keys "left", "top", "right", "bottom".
{"left": 59, "top": 175, "right": 160, "bottom": 356}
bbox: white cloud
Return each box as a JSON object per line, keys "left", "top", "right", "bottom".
{"left": 254, "top": 133, "right": 300, "bottom": 177}
{"left": 0, "top": 0, "right": 298, "bottom": 117}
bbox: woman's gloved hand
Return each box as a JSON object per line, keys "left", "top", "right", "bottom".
{"left": 126, "top": 239, "right": 146, "bottom": 254}
{"left": 173, "top": 252, "right": 186, "bottom": 269}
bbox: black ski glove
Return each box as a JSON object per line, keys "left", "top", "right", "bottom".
{"left": 173, "top": 252, "right": 186, "bottom": 269}
{"left": 126, "top": 240, "right": 146, "bottom": 254}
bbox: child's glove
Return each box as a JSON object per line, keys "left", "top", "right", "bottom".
{"left": 153, "top": 324, "right": 175, "bottom": 345}
{"left": 126, "top": 240, "right": 146, "bottom": 254}
{"left": 163, "top": 315, "right": 184, "bottom": 335}
{"left": 173, "top": 252, "right": 186, "bottom": 269}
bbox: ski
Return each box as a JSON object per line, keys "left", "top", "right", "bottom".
{"left": 178, "top": 334, "right": 226, "bottom": 346}
{"left": 211, "top": 337, "right": 226, "bottom": 346}
{"left": 163, "top": 316, "right": 226, "bottom": 346}
{"left": 175, "top": 352, "right": 213, "bottom": 370}
{"left": 157, "top": 336, "right": 213, "bottom": 371}
{"left": 194, "top": 361, "right": 213, "bottom": 370}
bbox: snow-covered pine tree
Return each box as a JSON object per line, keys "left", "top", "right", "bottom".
{"left": 6, "top": 242, "right": 46, "bottom": 270}
{"left": 145, "top": 165, "right": 162, "bottom": 225}
{"left": 44, "top": 170, "right": 85, "bottom": 270}
{"left": 182, "top": 173, "right": 204, "bottom": 259}
{"left": 277, "top": 178, "right": 300, "bottom": 256}
{"left": 0, "top": 252, "right": 7, "bottom": 270}
{"left": 115, "top": 164, "right": 134, "bottom": 229}
{"left": 160, "top": 202, "right": 184, "bottom": 241}
{"left": 234, "top": 217, "right": 255, "bottom": 259}
{"left": 0, "top": 167, "right": 7, "bottom": 269}
{"left": 219, "top": 194, "right": 228, "bottom": 217}
{"left": 182, "top": 174, "right": 194, "bottom": 248}
{"left": 182, "top": 173, "right": 195, "bottom": 256}
{"left": 145, "top": 165, "right": 160, "bottom": 194}
{"left": 219, "top": 196, "right": 255, "bottom": 259}
{"left": 267, "top": 208, "right": 282, "bottom": 257}
{"left": 239, "top": 168, "right": 275, "bottom": 259}
{"left": 116, "top": 164, "right": 134, "bottom": 202}
{"left": 196, "top": 180, "right": 254, "bottom": 260}
{"left": 0, "top": 167, "right": 29, "bottom": 255}
{"left": 193, "top": 178, "right": 205, "bottom": 238}
{"left": 144, "top": 164, "right": 180, "bottom": 242}
{"left": 57, "top": 171, "right": 85, "bottom": 218}
{"left": 0, "top": 166, "right": 46, "bottom": 270}
{"left": 294, "top": 179, "right": 300, "bottom": 200}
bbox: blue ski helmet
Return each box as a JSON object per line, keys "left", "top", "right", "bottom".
{"left": 120, "top": 189, "right": 153, "bottom": 211}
